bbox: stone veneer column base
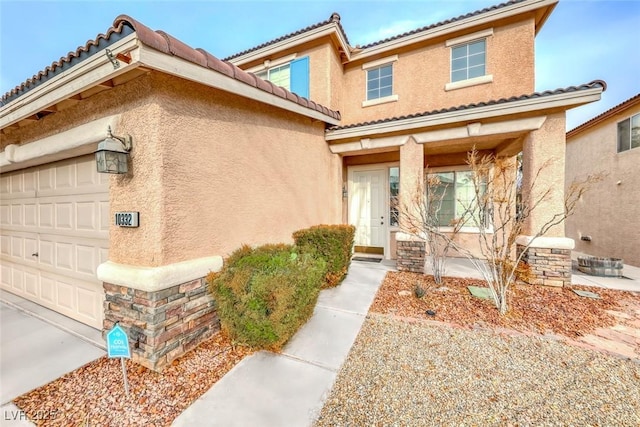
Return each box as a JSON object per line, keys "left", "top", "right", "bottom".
{"left": 103, "top": 278, "right": 219, "bottom": 372}
{"left": 396, "top": 233, "right": 426, "bottom": 273}
{"left": 97, "top": 256, "right": 223, "bottom": 372}
{"left": 516, "top": 236, "right": 574, "bottom": 288}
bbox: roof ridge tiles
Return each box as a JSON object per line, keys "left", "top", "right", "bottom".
{"left": 358, "top": 0, "right": 526, "bottom": 49}
{"left": 222, "top": 12, "right": 349, "bottom": 62}
{"left": 2, "top": 14, "right": 341, "bottom": 121}
{"left": 327, "top": 80, "right": 606, "bottom": 131}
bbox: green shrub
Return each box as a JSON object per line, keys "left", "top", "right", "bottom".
{"left": 208, "top": 244, "right": 325, "bottom": 350}
{"left": 293, "top": 224, "right": 355, "bottom": 288}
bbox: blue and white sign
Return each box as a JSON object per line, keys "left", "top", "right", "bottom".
{"left": 106, "top": 324, "right": 131, "bottom": 358}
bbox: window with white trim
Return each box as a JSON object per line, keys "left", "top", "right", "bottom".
{"left": 389, "top": 167, "right": 399, "bottom": 227}
{"left": 451, "top": 39, "right": 486, "bottom": 83}
{"left": 428, "top": 170, "right": 488, "bottom": 228}
{"left": 367, "top": 64, "right": 393, "bottom": 100}
{"left": 617, "top": 113, "right": 640, "bottom": 152}
{"left": 253, "top": 56, "right": 310, "bottom": 98}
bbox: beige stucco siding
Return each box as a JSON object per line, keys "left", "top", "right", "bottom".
{"left": 565, "top": 103, "right": 640, "bottom": 267}
{"left": 145, "top": 73, "right": 341, "bottom": 265}
{"left": 522, "top": 112, "right": 566, "bottom": 237}
{"left": 340, "top": 19, "right": 535, "bottom": 126}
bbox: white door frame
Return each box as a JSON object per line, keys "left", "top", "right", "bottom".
{"left": 347, "top": 162, "right": 399, "bottom": 259}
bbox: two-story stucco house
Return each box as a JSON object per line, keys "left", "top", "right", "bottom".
{"left": 566, "top": 94, "right": 640, "bottom": 267}
{"left": 0, "top": 0, "right": 605, "bottom": 370}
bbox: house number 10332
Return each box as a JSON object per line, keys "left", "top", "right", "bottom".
{"left": 114, "top": 212, "right": 139, "bottom": 228}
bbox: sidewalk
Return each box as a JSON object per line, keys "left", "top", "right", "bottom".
{"left": 172, "top": 260, "right": 394, "bottom": 427}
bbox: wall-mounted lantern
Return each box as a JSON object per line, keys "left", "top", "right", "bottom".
{"left": 95, "top": 126, "right": 132, "bottom": 174}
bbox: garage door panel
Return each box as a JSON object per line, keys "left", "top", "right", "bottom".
{"left": 39, "top": 203, "right": 55, "bottom": 228}
{"left": 40, "top": 276, "right": 55, "bottom": 304}
{"left": 11, "top": 205, "right": 22, "bottom": 226}
{"left": 0, "top": 155, "right": 107, "bottom": 329}
{"left": 25, "top": 271, "right": 38, "bottom": 298}
{"left": 24, "top": 204, "right": 37, "bottom": 226}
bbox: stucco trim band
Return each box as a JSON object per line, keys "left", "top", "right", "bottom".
{"left": 325, "top": 88, "right": 601, "bottom": 141}
{"left": 515, "top": 235, "right": 575, "bottom": 250}
{"left": 0, "top": 114, "right": 121, "bottom": 172}
{"left": 328, "top": 116, "right": 546, "bottom": 153}
{"left": 96, "top": 256, "right": 223, "bottom": 292}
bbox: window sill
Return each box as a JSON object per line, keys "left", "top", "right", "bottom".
{"left": 445, "top": 74, "right": 493, "bottom": 92}
{"left": 362, "top": 94, "right": 399, "bottom": 108}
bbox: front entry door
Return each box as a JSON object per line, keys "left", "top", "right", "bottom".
{"left": 350, "top": 169, "right": 386, "bottom": 250}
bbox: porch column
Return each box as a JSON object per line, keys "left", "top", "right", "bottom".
{"left": 397, "top": 137, "right": 426, "bottom": 273}
{"left": 518, "top": 112, "right": 573, "bottom": 287}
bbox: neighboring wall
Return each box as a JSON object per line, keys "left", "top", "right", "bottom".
{"left": 565, "top": 103, "right": 640, "bottom": 267}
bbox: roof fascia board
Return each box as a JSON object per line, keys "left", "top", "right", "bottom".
{"left": 228, "top": 23, "right": 350, "bottom": 67}
{"left": 0, "top": 33, "right": 140, "bottom": 129}
{"left": 351, "top": 0, "right": 558, "bottom": 62}
{"left": 137, "top": 45, "right": 340, "bottom": 125}
{"left": 325, "top": 88, "right": 603, "bottom": 141}
{"left": 567, "top": 95, "right": 640, "bottom": 139}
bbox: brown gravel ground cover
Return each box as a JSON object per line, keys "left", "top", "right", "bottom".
{"left": 371, "top": 271, "right": 640, "bottom": 338}
{"left": 13, "top": 332, "right": 252, "bottom": 426}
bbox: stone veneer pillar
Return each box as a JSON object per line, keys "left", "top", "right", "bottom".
{"left": 395, "top": 232, "right": 426, "bottom": 273}
{"left": 97, "top": 256, "right": 222, "bottom": 372}
{"left": 516, "top": 236, "right": 574, "bottom": 287}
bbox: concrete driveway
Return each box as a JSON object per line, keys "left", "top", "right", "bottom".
{"left": 0, "top": 291, "right": 105, "bottom": 425}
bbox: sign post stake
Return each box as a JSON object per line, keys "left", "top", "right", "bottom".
{"left": 120, "top": 358, "right": 130, "bottom": 397}
{"left": 106, "top": 322, "right": 132, "bottom": 398}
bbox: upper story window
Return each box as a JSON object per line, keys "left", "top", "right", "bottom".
{"left": 367, "top": 65, "right": 393, "bottom": 100}
{"left": 361, "top": 55, "right": 399, "bottom": 107}
{"left": 444, "top": 28, "right": 493, "bottom": 91}
{"left": 617, "top": 113, "right": 640, "bottom": 152}
{"left": 250, "top": 55, "right": 310, "bottom": 98}
{"left": 451, "top": 40, "right": 486, "bottom": 82}
{"left": 256, "top": 64, "right": 291, "bottom": 90}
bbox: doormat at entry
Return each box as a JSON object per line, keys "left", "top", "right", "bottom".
{"left": 352, "top": 257, "right": 382, "bottom": 263}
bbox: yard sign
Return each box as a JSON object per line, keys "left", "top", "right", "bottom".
{"left": 106, "top": 323, "right": 131, "bottom": 396}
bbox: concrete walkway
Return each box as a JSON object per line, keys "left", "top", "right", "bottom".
{"left": 172, "top": 260, "right": 394, "bottom": 427}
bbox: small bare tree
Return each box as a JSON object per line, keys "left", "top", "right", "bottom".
{"left": 401, "top": 173, "right": 465, "bottom": 285}
{"left": 454, "top": 150, "right": 601, "bottom": 314}
{"left": 402, "top": 148, "right": 602, "bottom": 314}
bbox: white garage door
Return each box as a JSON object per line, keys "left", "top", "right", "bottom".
{"left": 0, "top": 155, "right": 109, "bottom": 329}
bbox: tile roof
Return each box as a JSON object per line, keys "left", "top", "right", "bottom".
{"left": 567, "top": 93, "right": 640, "bottom": 138}
{"left": 359, "top": 0, "right": 527, "bottom": 49}
{"left": 327, "top": 80, "right": 607, "bottom": 131}
{"left": 1, "top": 24, "right": 135, "bottom": 105}
{"left": 1, "top": 15, "right": 341, "bottom": 121}
{"left": 223, "top": 13, "right": 349, "bottom": 62}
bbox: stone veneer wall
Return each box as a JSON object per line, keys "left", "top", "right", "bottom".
{"left": 396, "top": 240, "right": 426, "bottom": 273}
{"left": 517, "top": 245, "right": 572, "bottom": 287}
{"left": 103, "top": 277, "right": 219, "bottom": 372}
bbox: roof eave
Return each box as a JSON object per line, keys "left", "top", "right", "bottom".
{"left": 352, "top": 0, "right": 559, "bottom": 62}
{"left": 325, "top": 86, "right": 604, "bottom": 141}
{"left": 567, "top": 94, "right": 640, "bottom": 139}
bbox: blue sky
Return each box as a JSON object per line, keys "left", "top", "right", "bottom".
{"left": 1, "top": 0, "right": 638, "bottom": 130}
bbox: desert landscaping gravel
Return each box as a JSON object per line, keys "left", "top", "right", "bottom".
{"left": 316, "top": 314, "right": 640, "bottom": 426}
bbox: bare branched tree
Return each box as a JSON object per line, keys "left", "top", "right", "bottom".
{"left": 401, "top": 148, "right": 603, "bottom": 315}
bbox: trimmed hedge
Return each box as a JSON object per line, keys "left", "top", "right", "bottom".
{"left": 207, "top": 244, "right": 325, "bottom": 350}
{"left": 293, "top": 224, "right": 355, "bottom": 287}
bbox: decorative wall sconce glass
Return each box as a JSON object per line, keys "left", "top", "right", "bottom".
{"left": 95, "top": 126, "right": 132, "bottom": 174}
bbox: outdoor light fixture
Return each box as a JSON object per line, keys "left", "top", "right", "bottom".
{"left": 95, "top": 126, "right": 132, "bottom": 174}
